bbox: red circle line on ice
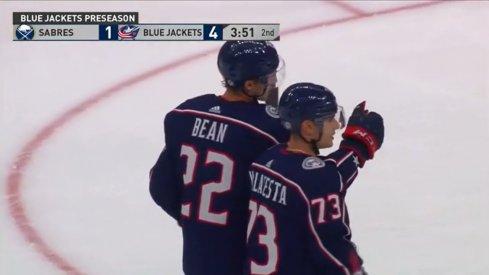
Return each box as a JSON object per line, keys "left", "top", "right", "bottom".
{"left": 5, "top": 2, "right": 445, "bottom": 274}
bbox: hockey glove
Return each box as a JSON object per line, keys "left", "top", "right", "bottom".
{"left": 340, "top": 101, "right": 384, "bottom": 167}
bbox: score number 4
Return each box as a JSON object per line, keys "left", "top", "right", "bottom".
{"left": 204, "top": 24, "right": 223, "bottom": 40}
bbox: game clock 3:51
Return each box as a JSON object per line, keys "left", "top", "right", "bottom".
{"left": 230, "top": 27, "right": 255, "bottom": 38}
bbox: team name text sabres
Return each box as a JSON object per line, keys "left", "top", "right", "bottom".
{"left": 39, "top": 28, "right": 74, "bottom": 36}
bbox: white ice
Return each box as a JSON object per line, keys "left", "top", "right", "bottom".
{"left": 1, "top": 1, "right": 488, "bottom": 275}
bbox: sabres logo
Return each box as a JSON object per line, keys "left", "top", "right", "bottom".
{"left": 16, "top": 24, "right": 34, "bottom": 40}
{"left": 118, "top": 25, "right": 140, "bottom": 40}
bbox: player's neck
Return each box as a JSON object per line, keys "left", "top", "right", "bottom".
{"left": 221, "top": 89, "right": 254, "bottom": 102}
{"left": 286, "top": 136, "right": 316, "bottom": 156}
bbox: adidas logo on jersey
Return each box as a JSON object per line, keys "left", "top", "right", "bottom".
{"left": 209, "top": 106, "right": 221, "bottom": 114}
{"left": 265, "top": 160, "right": 274, "bottom": 168}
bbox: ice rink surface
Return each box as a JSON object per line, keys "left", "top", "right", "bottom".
{"left": 1, "top": 1, "right": 488, "bottom": 274}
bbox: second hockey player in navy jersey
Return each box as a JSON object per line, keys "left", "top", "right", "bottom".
{"left": 245, "top": 82, "right": 385, "bottom": 275}
{"left": 149, "top": 41, "right": 288, "bottom": 275}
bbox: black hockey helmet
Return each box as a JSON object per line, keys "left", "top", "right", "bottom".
{"left": 279, "top": 82, "right": 345, "bottom": 133}
{"left": 217, "top": 41, "right": 281, "bottom": 88}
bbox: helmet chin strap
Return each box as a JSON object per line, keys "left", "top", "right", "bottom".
{"left": 238, "top": 77, "right": 269, "bottom": 99}
{"left": 299, "top": 123, "right": 323, "bottom": 155}
{"left": 241, "top": 85, "right": 267, "bottom": 99}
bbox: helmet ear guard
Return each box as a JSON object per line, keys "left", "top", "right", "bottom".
{"left": 223, "top": 79, "right": 240, "bottom": 88}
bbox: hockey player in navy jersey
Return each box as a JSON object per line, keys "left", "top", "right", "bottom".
{"left": 245, "top": 82, "right": 384, "bottom": 275}
{"left": 149, "top": 41, "right": 288, "bottom": 275}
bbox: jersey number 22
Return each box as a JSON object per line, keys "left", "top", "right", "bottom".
{"left": 180, "top": 144, "right": 234, "bottom": 225}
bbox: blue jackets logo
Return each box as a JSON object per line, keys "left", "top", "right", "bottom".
{"left": 302, "top": 157, "right": 325, "bottom": 170}
{"left": 118, "top": 25, "right": 140, "bottom": 39}
{"left": 265, "top": 105, "right": 279, "bottom": 118}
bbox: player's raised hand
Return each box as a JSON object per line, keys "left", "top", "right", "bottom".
{"left": 340, "top": 101, "right": 384, "bottom": 167}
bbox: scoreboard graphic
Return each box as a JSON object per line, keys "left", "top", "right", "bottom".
{"left": 13, "top": 12, "right": 280, "bottom": 41}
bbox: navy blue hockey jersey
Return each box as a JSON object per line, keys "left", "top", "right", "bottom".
{"left": 150, "top": 94, "right": 288, "bottom": 275}
{"left": 244, "top": 144, "right": 364, "bottom": 275}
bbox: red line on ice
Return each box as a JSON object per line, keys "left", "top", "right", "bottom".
{"left": 325, "top": 1, "right": 368, "bottom": 16}
{"left": 282, "top": 1, "right": 444, "bottom": 36}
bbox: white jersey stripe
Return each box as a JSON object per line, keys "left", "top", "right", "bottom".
{"left": 338, "top": 172, "right": 352, "bottom": 238}
{"left": 337, "top": 151, "right": 354, "bottom": 166}
{"left": 337, "top": 171, "right": 345, "bottom": 193}
{"left": 346, "top": 169, "right": 358, "bottom": 186}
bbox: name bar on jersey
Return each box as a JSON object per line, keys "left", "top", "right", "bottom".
{"left": 13, "top": 24, "right": 280, "bottom": 41}
{"left": 13, "top": 12, "right": 138, "bottom": 24}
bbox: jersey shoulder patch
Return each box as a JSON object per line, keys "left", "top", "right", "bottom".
{"left": 302, "top": 157, "right": 325, "bottom": 170}
{"left": 265, "top": 105, "right": 279, "bottom": 118}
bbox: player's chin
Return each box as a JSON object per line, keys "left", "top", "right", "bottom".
{"left": 328, "top": 136, "right": 336, "bottom": 146}
{"left": 319, "top": 138, "right": 334, "bottom": 149}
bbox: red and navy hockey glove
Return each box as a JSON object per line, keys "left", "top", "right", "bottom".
{"left": 340, "top": 101, "right": 384, "bottom": 167}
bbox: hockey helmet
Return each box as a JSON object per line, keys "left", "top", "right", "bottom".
{"left": 217, "top": 41, "right": 283, "bottom": 88}
{"left": 279, "top": 82, "right": 345, "bottom": 133}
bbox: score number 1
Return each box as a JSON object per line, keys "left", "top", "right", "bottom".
{"left": 99, "top": 25, "right": 118, "bottom": 40}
